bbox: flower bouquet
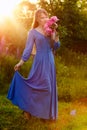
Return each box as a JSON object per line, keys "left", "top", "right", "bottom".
{"left": 44, "top": 16, "right": 59, "bottom": 36}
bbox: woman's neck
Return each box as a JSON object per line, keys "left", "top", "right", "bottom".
{"left": 38, "top": 25, "right": 44, "bottom": 30}
{"left": 36, "top": 25, "right": 45, "bottom": 34}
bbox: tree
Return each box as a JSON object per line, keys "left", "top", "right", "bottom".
{"left": 76, "top": 0, "right": 87, "bottom": 40}
{"left": 38, "top": 0, "right": 87, "bottom": 47}
{"left": 1, "top": 0, "right": 37, "bottom": 57}
{"left": 14, "top": 0, "right": 37, "bottom": 29}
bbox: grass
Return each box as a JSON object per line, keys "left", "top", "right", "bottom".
{"left": 55, "top": 53, "right": 87, "bottom": 101}
{"left": 0, "top": 49, "right": 87, "bottom": 129}
{"left": 0, "top": 95, "right": 87, "bottom": 130}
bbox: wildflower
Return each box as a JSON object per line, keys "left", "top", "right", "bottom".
{"left": 70, "top": 109, "right": 76, "bottom": 116}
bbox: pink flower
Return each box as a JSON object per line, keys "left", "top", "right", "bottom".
{"left": 45, "top": 27, "right": 53, "bottom": 35}
{"left": 51, "top": 16, "right": 59, "bottom": 21}
{"left": 44, "top": 16, "right": 59, "bottom": 36}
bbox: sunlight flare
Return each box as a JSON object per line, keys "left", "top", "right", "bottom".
{"left": 0, "top": 0, "right": 21, "bottom": 17}
{"left": 29, "top": 0, "right": 38, "bottom": 4}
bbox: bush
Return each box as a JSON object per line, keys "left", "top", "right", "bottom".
{"left": 55, "top": 50, "right": 87, "bottom": 101}
{"left": 0, "top": 54, "right": 33, "bottom": 94}
{"left": 57, "top": 47, "right": 87, "bottom": 66}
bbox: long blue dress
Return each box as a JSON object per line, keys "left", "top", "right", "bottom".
{"left": 7, "top": 29, "right": 60, "bottom": 120}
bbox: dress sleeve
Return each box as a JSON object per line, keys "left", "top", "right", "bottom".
{"left": 21, "top": 30, "right": 35, "bottom": 62}
{"left": 54, "top": 40, "right": 60, "bottom": 50}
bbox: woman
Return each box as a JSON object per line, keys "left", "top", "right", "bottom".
{"left": 7, "top": 8, "right": 60, "bottom": 121}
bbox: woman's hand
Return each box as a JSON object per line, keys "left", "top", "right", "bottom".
{"left": 51, "top": 30, "right": 59, "bottom": 42}
{"left": 14, "top": 63, "right": 21, "bottom": 71}
{"left": 55, "top": 35, "right": 59, "bottom": 42}
{"left": 51, "top": 31, "right": 56, "bottom": 41}
{"left": 14, "top": 59, "right": 24, "bottom": 71}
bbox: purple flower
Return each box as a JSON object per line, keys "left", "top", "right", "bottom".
{"left": 70, "top": 109, "right": 76, "bottom": 116}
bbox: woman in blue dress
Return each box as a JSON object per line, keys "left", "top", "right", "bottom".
{"left": 7, "top": 8, "right": 60, "bottom": 121}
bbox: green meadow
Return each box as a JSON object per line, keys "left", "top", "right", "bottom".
{"left": 0, "top": 95, "right": 87, "bottom": 130}
{"left": 0, "top": 48, "right": 87, "bottom": 130}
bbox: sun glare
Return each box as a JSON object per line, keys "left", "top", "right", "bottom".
{"left": 0, "top": 0, "right": 21, "bottom": 18}
{"left": 0, "top": 0, "right": 38, "bottom": 20}
{"left": 29, "top": 0, "right": 38, "bottom": 4}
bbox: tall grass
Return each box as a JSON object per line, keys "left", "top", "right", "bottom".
{"left": 55, "top": 48, "right": 87, "bottom": 101}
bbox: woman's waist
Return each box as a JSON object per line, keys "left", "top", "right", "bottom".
{"left": 36, "top": 49, "right": 52, "bottom": 54}
{"left": 35, "top": 50, "right": 54, "bottom": 59}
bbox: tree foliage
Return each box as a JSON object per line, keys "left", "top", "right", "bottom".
{"left": 38, "top": 0, "right": 87, "bottom": 45}
{"left": 14, "top": 0, "right": 36, "bottom": 29}
{"left": 0, "top": 0, "right": 37, "bottom": 57}
{"left": 1, "top": 0, "right": 87, "bottom": 54}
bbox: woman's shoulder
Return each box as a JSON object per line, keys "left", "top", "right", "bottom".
{"left": 28, "top": 29, "right": 34, "bottom": 33}
{"left": 28, "top": 28, "right": 38, "bottom": 36}
{"left": 27, "top": 29, "right": 36, "bottom": 37}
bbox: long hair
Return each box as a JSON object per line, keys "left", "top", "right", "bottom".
{"left": 32, "top": 8, "right": 48, "bottom": 29}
